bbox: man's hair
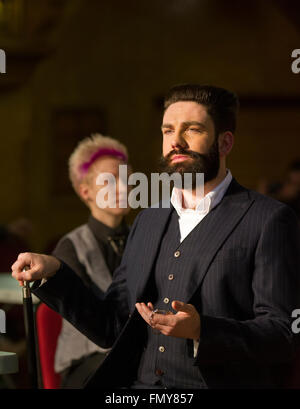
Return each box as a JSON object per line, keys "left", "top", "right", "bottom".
{"left": 69, "top": 133, "right": 128, "bottom": 194}
{"left": 164, "top": 84, "right": 239, "bottom": 135}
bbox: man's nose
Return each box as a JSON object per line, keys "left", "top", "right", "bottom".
{"left": 171, "top": 130, "right": 188, "bottom": 150}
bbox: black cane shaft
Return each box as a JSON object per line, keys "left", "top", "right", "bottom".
{"left": 23, "top": 297, "right": 38, "bottom": 388}
{"left": 23, "top": 282, "right": 38, "bottom": 389}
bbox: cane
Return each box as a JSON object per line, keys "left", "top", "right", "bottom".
{"left": 22, "top": 267, "right": 38, "bottom": 389}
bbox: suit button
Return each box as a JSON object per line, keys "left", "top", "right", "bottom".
{"left": 174, "top": 250, "right": 181, "bottom": 258}
{"left": 163, "top": 297, "right": 169, "bottom": 304}
{"left": 168, "top": 274, "right": 174, "bottom": 280}
{"left": 159, "top": 346, "right": 165, "bottom": 352}
{"left": 155, "top": 369, "right": 164, "bottom": 376}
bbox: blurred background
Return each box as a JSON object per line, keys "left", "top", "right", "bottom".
{"left": 0, "top": 0, "right": 300, "bottom": 251}
{"left": 0, "top": 0, "right": 300, "bottom": 388}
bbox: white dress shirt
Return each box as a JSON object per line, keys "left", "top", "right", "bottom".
{"left": 170, "top": 170, "right": 233, "bottom": 356}
{"left": 171, "top": 170, "right": 233, "bottom": 242}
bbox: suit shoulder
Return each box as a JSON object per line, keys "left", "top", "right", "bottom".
{"left": 231, "top": 180, "right": 284, "bottom": 210}
{"left": 134, "top": 204, "right": 170, "bottom": 220}
{"left": 248, "top": 189, "right": 283, "bottom": 207}
{"left": 247, "top": 188, "right": 298, "bottom": 220}
{"left": 228, "top": 179, "right": 297, "bottom": 223}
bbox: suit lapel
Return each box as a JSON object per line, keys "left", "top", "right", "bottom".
{"left": 181, "top": 179, "right": 255, "bottom": 302}
{"left": 134, "top": 205, "right": 173, "bottom": 302}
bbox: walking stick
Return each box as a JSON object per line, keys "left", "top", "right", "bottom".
{"left": 22, "top": 267, "right": 38, "bottom": 389}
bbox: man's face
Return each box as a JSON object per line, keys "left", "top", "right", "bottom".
{"left": 160, "top": 101, "right": 220, "bottom": 184}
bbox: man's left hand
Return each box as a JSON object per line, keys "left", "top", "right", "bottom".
{"left": 135, "top": 300, "right": 201, "bottom": 340}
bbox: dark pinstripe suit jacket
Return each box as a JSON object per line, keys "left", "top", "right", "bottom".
{"left": 33, "top": 179, "right": 300, "bottom": 388}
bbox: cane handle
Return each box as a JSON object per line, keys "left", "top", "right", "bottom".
{"left": 22, "top": 266, "right": 31, "bottom": 297}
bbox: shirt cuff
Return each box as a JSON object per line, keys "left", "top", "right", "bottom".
{"left": 193, "top": 339, "right": 200, "bottom": 358}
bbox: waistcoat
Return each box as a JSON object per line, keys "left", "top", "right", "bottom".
{"left": 135, "top": 210, "right": 207, "bottom": 389}
{"left": 55, "top": 224, "right": 111, "bottom": 373}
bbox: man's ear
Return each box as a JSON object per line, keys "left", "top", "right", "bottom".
{"left": 218, "top": 131, "right": 234, "bottom": 157}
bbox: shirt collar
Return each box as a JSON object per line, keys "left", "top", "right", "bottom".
{"left": 171, "top": 170, "right": 233, "bottom": 216}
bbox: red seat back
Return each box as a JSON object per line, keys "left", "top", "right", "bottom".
{"left": 36, "top": 303, "right": 62, "bottom": 389}
{"left": 286, "top": 346, "right": 300, "bottom": 388}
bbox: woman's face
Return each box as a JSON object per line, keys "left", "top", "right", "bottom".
{"left": 81, "top": 156, "right": 131, "bottom": 217}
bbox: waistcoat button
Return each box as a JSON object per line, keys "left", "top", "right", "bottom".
{"left": 174, "top": 250, "right": 181, "bottom": 258}
{"left": 159, "top": 346, "right": 165, "bottom": 352}
{"left": 155, "top": 369, "right": 164, "bottom": 376}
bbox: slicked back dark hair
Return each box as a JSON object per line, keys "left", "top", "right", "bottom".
{"left": 164, "top": 84, "right": 239, "bottom": 136}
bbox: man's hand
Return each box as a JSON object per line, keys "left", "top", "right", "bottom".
{"left": 135, "top": 300, "right": 201, "bottom": 340}
{"left": 11, "top": 252, "right": 61, "bottom": 286}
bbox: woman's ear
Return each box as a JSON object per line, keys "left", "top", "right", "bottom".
{"left": 218, "top": 131, "right": 234, "bottom": 157}
{"left": 78, "top": 183, "right": 91, "bottom": 203}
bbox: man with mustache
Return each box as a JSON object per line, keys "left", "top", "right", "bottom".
{"left": 12, "top": 84, "right": 300, "bottom": 388}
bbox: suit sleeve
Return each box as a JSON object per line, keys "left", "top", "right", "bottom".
{"left": 31, "top": 212, "right": 142, "bottom": 349}
{"left": 196, "top": 204, "right": 300, "bottom": 365}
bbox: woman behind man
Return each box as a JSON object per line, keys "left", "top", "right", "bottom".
{"left": 53, "top": 133, "right": 131, "bottom": 388}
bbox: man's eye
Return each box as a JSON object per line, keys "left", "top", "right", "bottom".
{"left": 163, "top": 129, "right": 173, "bottom": 135}
{"left": 189, "top": 128, "right": 200, "bottom": 132}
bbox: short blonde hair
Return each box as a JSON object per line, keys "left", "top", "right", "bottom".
{"left": 69, "top": 133, "right": 128, "bottom": 193}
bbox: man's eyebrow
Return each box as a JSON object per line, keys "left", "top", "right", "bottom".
{"left": 182, "top": 121, "right": 207, "bottom": 129}
{"left": 161, "top": 121, "right": 207, "bottom": 130}
{"left": 161, "top": 123, "right": 174, "bottom": 129}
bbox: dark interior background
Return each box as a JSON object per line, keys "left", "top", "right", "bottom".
{"left": 0, "top": 0, "right": 300, "bottom": 252}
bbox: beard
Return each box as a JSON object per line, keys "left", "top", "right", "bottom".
{"left": 158, "top": 138, "right": 220, "bottom": 190}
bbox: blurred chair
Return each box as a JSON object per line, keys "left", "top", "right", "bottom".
{"left": 36, "top": 303, "right": 62, "bottom": 389}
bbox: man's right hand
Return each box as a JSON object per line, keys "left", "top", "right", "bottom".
{"left": 11, "top": 252, "right": 61, "bottom": 286}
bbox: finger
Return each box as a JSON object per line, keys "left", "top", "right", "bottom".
{"left": 172, "top": 300, "right": 193, "bottom": 313}
{"left": 151, "top": 313, "right": 175, "bottom": 327}
{"left": 17, "top": 252, "right": 32, "bottom": 269}
{"left": 135, "top": 303, "right": 152, "bottom": 324}
{"left": 12, "top": 266, "right": 27, "bottom": 281}
{"left": 141, "top": 302, "right": 153, "bottom": 315}
{"left": 11, "top": 264, "right": 26, "bottom": 281}
{"left": 11, "top": 259, "right": 25, "bottom": 274}
{"left": 147, "top": 302, "right": 154, "bottom": 310}
{"left": 152, "top": 323, "right": 173, "bottom": 335}
{"left": 23, "top": 264, "right": 42, "bottom": 281}
{"left": 11, "top": 254, "right": 32, "bottom": 277}
{"left": 12, "top": 264, "right": 40, "bottom": 282}
{"left": 139, "top": 303, "right": 158, "bottom": 326}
